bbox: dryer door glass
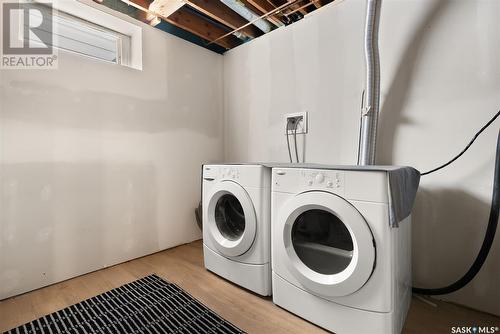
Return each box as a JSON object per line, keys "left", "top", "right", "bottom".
{"left": 214, "top": 194, "right": 245, "bottom": 241}
{"left": 292, "top": 209, "right": 353, "bottom": 275}
{"left": 280, "top": 191, "right": 375, "bottom": 296}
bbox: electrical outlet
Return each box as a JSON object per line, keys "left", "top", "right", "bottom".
{"left": 285, "top": 112, "right": 308, "bottom": 135}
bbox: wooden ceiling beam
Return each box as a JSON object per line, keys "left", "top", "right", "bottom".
{"left": 97, "top": 0, "right": 329, "bottom": 51}
{"left": 166, "top": 7, "right": 241, "bottom": 49}
{"left": 261, "top": 0, "right": 312, "bottom": 22}
{"left": 114, "top": 0, "right": 157, "bottom": 24}
{"left": 127, "top": 0, "right": 153, "bottom": 9}
{"left": 245, "top": 0, "right": 275, "bottom": 13}
{"left": 288, "top": 0, "right": 320, "bottom": 15}
{"left": 271, "top": 0, "right": 313, "bottom": 15}
{"left": 305, "top": 0, "right": 322, "bottom": 12}
{"left": 186, "top": 0, "right": 262, "bottom": 38}
{"left": 291, "top": 0, "right": 309, "bottom": 15}
{"left": 240, "top": 0, "right": 284, "bottom": 26}
{"left": 124, "top": 0, "right": 240, "bottom": 49}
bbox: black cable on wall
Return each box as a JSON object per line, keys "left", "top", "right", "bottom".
{"left": 413, "top": 109, "right": 500, "bottom": 295}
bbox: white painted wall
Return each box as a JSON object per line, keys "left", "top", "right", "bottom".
{"left": 224, "top": 0, "right": 500, "bottom": 315}
{"left": 0, "top": 0, "right": 223, "bottom": 299}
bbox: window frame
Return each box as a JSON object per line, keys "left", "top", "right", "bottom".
{"left": 34, "top": 0, "right": 142, "bottom": 70}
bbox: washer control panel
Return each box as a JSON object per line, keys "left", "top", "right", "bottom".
{"left": 221, "top": 167, "right": 240, "bottom": 180}
{"left": 203, "top": 165, "right": 270, "bottom": 189}
{"left": 204, "top": 166, "right": 241, "bottom": 180}
{"left": 273, "top": 168, "right": 344, "bottom": 194}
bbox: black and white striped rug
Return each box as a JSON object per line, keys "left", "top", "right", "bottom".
{"left": 4, "top": 274, "right": 245, "bottom": 334}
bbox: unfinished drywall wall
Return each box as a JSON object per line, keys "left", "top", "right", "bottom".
{"left": 223, "top": 0, "right": 500, "bottom": 315}
{"left": 0, "top": 0, "right": 223, "bottom": 299}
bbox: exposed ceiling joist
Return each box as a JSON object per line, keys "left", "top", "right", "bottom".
{"left": 149, "top": 0, "right": 185, "bottom": 17}
{"left": 285, "top": 0, "right": 321, "bottom": 16}
{"left": 123, "top": 0, "right": 241, "bottom": 49}
{"left": 124, "top": 0, "right": 158, "bottom": 24}
{"left": 269, "top": 0, "right": 307, "bottom": 17}
{"left": 245, "top": 0, "right": 275, "bottom": 13}
{"left": 291, "top": 0, "right": 312, "bottom": 15}
{"left": 186, "top": 0, "right": 262, "bottom": 38}
{"left": 241, "top": 0, "right": 284, "bottom": 27}
{"left": 95, "top": 0, "right": 333, "bottom": 53}
{"left": 207, "top": 0, "right": 303, "bottom": 46}
{"left": 166, "top": 6, "right": 242, "bottom": 49}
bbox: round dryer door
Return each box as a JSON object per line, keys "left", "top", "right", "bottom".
{"left": 280, "top": 191, "right": 375, "bottom": 297}
{"left": 206, "top": 181, "right": 257, "bottom": 257}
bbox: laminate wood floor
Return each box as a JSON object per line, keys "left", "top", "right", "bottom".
{"left": 1, "top": 240, "right": 499, "bottom": 333}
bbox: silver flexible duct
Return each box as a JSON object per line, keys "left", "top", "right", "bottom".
{"left": 220, "top": 0, "right": 272, "bottom": 33}
{"left": 358, "top": 0, "right": 382, "bottom": 165}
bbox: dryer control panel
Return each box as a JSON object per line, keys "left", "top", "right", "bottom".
{"left": 273, "top": 168, "right": 345, "bottom": 195}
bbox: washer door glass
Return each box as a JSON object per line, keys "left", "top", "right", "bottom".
{"left": 206, "top": 181, "right": 257, "bottom": 257}
{"left": 215, "top": 194, "right": 245, "bottom": 241}
{"left": 292, "top": 209, "right": 353, "bottom": 275}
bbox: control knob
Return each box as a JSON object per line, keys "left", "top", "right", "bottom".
{"left": 315, "top": 173, "right": 325, "bottom": 183}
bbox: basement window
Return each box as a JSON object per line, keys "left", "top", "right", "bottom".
{"left": 22, "top": 1, "right": 143, "bottom": 69}
{"left": 28, "top": 6, "right": 131, "bottom": 65}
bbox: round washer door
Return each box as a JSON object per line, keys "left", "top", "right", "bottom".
{"left": 280, "top": 191, "right": 375, "bottom": 297}
{"left": 206, "top": 181, "right": 257, "bottom": 257}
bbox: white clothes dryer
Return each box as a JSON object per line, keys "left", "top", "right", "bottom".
{"left": 271, "top": 166, "right": 418, "bottom": 334}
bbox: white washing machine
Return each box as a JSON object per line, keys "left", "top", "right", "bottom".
{"left": 202, "top": 164, "right": 272, "bottom": 296}
{"left": 271, "top": 167, "right": 415, "bottom": 334}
